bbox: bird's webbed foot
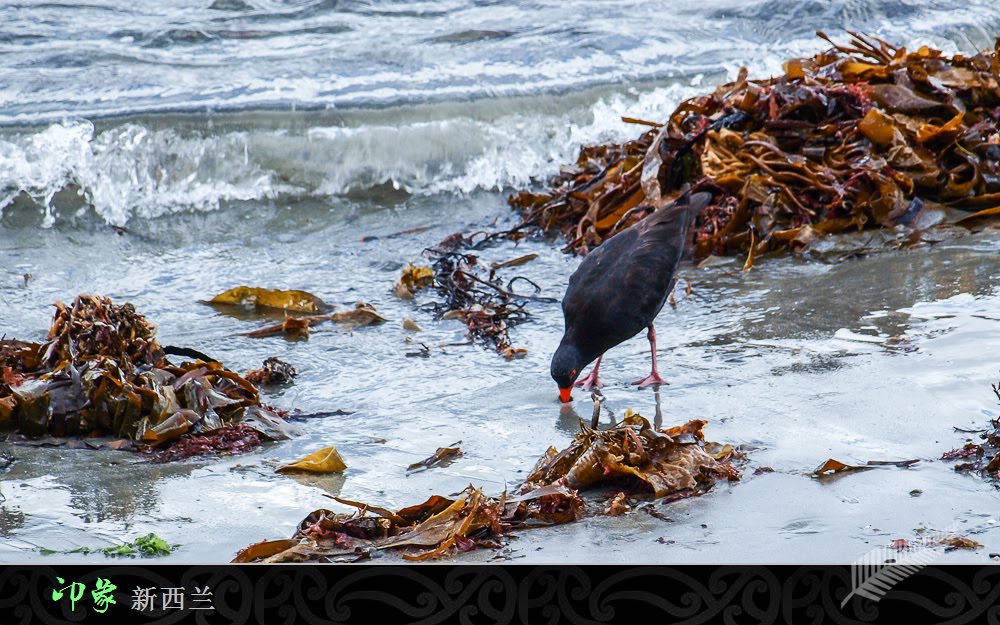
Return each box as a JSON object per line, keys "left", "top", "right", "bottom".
{"left": 632, "top": 372, "right": 668, "bottom": 388}
{"left": 573, "top": 368, "right": 603, "bottom": 391}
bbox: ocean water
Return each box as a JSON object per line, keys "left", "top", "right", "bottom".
{"left": 2, "top": 0, "right": 999, "bottom": 226}
{"left": 2, "top": 0, "right": 1000, "bottom": 563}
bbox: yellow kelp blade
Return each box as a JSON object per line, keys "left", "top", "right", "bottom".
{"left": 276, "top": 446, "right": 348, "bottom": 473}
{"left": 207, "top": 286, "right": 328, "bottom": 313}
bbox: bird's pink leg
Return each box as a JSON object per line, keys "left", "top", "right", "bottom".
{"left": 574, "top": 354, "right": 604, "bottom": 390}
{"left": 632, "top": 325, "right": 668, "bottom": 388}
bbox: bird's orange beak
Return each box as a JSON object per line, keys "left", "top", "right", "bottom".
{"left": 559, "top": 387, "right": 572, "bottom": 403}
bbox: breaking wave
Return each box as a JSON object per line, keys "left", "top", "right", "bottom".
{"left": 0, "top": 121, "right": 288, "bottom": 227}
{"left": 0, "top": 81, "right": 708, "bottom": 226}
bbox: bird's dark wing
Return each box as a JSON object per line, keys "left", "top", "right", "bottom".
{"left": 561, "top": 227, "right": 643, "bottom": 355}
{"left": 559, "top": 192, "right": 709, "bottom": 358}
{"left": 621, "top": 192, "right": 710, "bottom": 321}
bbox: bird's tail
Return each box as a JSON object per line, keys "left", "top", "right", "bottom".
{"left": 662, "top": 188, "right": 712, "bottom": 222}
{"left": 639, "top": 188, "right": 713, "bottom": 258}
{"left": 650, "top": 188, "right": 711, "bottom": 236}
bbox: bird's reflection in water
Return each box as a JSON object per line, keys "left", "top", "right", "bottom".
{"left": 556, "top": 401, "right": 584, "bottom": 436}
{"left": 652, "top": 386, "right": 664, "bottom": 430}
{"left": 555, "top": 386, "right": 665, "bottom": 434}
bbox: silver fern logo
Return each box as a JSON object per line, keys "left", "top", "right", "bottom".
{"left": 842, "top": 532, "right": 951, "bottom": 607}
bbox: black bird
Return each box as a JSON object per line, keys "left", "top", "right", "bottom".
{"left": 550, "top": 191, "right": 711, "bottom": 402}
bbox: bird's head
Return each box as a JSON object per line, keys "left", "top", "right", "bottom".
{"left": 550, "top": 342, "right": 584, "bottom": 403}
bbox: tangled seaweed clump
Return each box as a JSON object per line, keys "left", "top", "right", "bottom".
{"left": 427, "top": 250, "right": 533, "bottom": 360}
{"left": 395, "top": 230, "right": 547, "bottom": 359}
{"left": 0, "top": 295, "right": 295, "bottom": 457}
{"left": 524, "top": 412, "right": 740, "bottom": 499}
{"left": 234, "top": 484, "right": 583, "bottom": 563}
{"left": 942, "top": 381, "right": 1000, "bottom": 481}
{"left": 236, "top": 412, "right": 740, "bottom": 562}
{"left": 510, "top": 33, "right": 1000, "bottom": 261}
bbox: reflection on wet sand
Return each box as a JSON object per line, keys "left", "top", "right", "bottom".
{"left": 556, "top": 386, "right": 666, "bottom": 433}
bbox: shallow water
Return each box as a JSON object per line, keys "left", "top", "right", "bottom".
{"left": 2, "top": 0, "right": 1000, "bottom": 563}
{"left": 3, "top": 196, "right": 1000, "bottom": 563}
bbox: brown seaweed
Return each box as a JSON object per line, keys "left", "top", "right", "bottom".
{"left": 245, "top": 357, "right": 297, "bottom": 386}
{"left": 406, "top": 442, "right": 463, "bottom": 472}
{"left": 276, "top": 446, "right": 348, "bottom": 473}
{"left": 423, "top": 247, "right": 542, "bottom": 359}
{"left": 205, "top": 286, "right": 329, "bottom": 313}
{"left": 233, "top": 483, "right": 583, "bottom": 563}
{"left": 243, "top": 303, "right": 387, "bottom": 338}
{"left": 393, "top": 264, "right": 435, "bottom": 300}
{"left": 236, "top": 413, "right": 739, "bottom": 562}
{"left": 0, "top": 295, "right": 295, "bottom": 459}
{"left": 509, "top": 33, "right": 1000, "bottom": 260}
{"left": 942, "top": 380, "right": 1000, "bottom": 480}
{"left": 524, "top": 412, "right": 738, "bottom": 499}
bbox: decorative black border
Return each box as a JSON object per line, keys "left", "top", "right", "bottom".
{"left": 2, "top": 565, "right": 998, "bottom": 624}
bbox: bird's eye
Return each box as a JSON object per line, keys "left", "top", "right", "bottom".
{"left": 571, "top": 369, "right": 577, "bottom": 377}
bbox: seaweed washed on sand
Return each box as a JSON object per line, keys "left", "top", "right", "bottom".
{"left": 0, "top": 294, "right": 298, "bottom": 459}
{"left": 235, "top": 411, "right": 742, "bottom": 563}
{"left": 508, "top": 32, "right": 1000, "bottom": 264}
{"left": 942, "top": 379, "right": 1000, "bottom": 481}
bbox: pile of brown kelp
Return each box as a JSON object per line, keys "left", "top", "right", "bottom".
{"left": 525, "top": 412, "right": 740, "bottom": 498}
{"left": 0, "top": 295, "right": 295, "bottom": 457}
{"left": 510, "top": 32, "right": 1000, "bottom": 261}
{"left": 235, "top": 412, "right": 740, "bottom": 562}
{"left": 942, "top": 381, "right": 1000, "bottom": 481}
